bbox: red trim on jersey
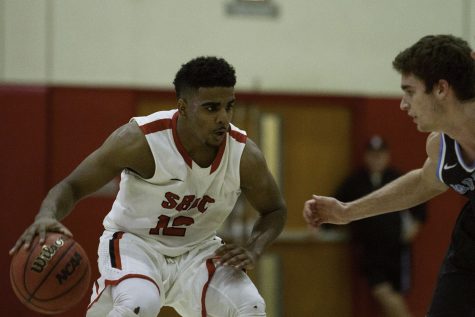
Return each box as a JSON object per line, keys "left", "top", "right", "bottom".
{"left": 168, "top": 112, "right": 239, "bottom": 173}
{"left": 201, "top": 259, "right": 217, "bottom": 317}
{"left": 229, "top": 129, "right": 247, "bottom": 143}
{"left": 171, "top": 111, "right": 193, "bottom": 168}
{"left": 210, "top": 136, "right": 227, "bottom": 174}
{"left": 139, "top": 118, "right": 172, "bottom": 135}
{"left": 87, "top": 274, "right": 161, "bottom": 310}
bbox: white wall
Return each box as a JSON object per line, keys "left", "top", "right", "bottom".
{"left": 1, "top": 0, "right": 474, "bottom": 96}
{"left": 1, "top": 0, "right": 48, "bottom": 82}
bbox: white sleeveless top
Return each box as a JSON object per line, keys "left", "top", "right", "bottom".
{"left": 102, "top": 109, "right": 247, "bottom": 257}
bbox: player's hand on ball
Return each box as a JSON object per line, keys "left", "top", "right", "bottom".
{"left": 214, "top": 244, "right": 258, "bottom": 270}
{"left": 10, "top": 233, "right": 91, "bottom": 314}
{"left": 9, "top": 216, "right": 73, "bottom": 255}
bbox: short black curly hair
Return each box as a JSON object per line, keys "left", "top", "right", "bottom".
{"left": 173, "top": 56, "right": 236, "bottom": 98}
{"left": 393, "top": 34, "right": 475, "bottom": 101}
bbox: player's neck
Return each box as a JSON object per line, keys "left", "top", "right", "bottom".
{"left": 176, "top": 118, "right": 219, "bottom": 167}
{"left": 442, "top": 100, "right": 475, "bottom": 136}
{"left": 446, "top": 101, "right": 475, "bottom": 162}
{"left": 187, "top": 145, "right": 219, "bottom": 168}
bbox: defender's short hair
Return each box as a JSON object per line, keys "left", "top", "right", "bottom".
{"left": 393, "top": 34, "right": 475, "bottom": 101}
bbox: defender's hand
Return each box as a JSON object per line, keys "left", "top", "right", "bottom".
{"left": 303, "top": 195, "right": 350, "bottom": 228}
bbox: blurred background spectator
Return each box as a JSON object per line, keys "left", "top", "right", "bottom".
{"left": 333, "top": 135, "right": 427, "bottom": 317}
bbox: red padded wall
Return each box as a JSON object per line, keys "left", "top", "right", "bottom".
{"left": 2, "top": 86, "right": 135, "bottom": 316}
{"left": 1, "top": 86, "right": 48, "bottom": 316}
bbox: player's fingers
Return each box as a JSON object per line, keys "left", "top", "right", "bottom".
{"left": 21, "top": 225, "right": 41, "bottom": 249}
{"left": 214, "top": 244, "right": 230, "bottom": 257}
{"left": 214, "top": 243, "right": 241, "bottom": 257}
{"left": 10, "top": 234, "right": 32, "bottom": 255}
{"left": 314, "top": 218, "right": 325, "bottom": 227}
{"left": 222, "top": 254, "right": 240, "bottom": 266}
{"left": 235, "top": 258, "right": 254, "bottom": 270}
{"left": 11, "top": 226, "right": 33, "bottom": 252}
{"left": 224, "top": 253, "right": 254, "bottom": 269}
{"left": 304, "top": 214, "right": 316, "bottom": 227}
{"left": 313, "top": 194, "right": 331, "bottom": 205}
{"left": 219, "top": 248, "right": 242, "bottom": 263}
{"left": 58, "top": 225, "right": 73, "bottom": 237}
{"left": 312, "top": 194, "right": 322, "bottom": 202}
{"left": 306, "top": 197, "right": 318, "bottom": 209}
{"left": 219, "top": 247, "right": 255, "bottom": 267}
{"left": 9, "top": 239, "right": 24, "bottom": 255}
{"left": 303, "top": 200, "right": 318, "bottom": 221}
{"left": 38, "top": 226, "right": 47, "bottom": 244}
{"left": 303, "top": 201, "right": 313, "bottom": 214}
{"left": 303, "top": 205, "right": 316, "bottom": 218}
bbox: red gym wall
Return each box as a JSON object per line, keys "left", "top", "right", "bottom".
{"left": 1, "top": 86, "right": 136, "bottom": 316}
{"left": 1, "top": 85, "right": 465, "bottom": 316}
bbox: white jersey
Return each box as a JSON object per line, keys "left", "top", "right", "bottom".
{"left": 102, "top": 109, "right": 247, "bottom": 257}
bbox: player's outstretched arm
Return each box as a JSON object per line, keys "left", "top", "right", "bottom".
{"left": 214, "top": 138, "right": 287, "bottom": 270}
{"left": 10, "top": 121, "right": 154, "bottom": 254}
{"left": 303, "top": 132, "right": 448, "bottom": 228}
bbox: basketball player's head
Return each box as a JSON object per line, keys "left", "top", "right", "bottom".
{"left": 173, "top": 56, "right": 236, "bottom": 100}
{"left": 173, "top": 57, "right": 237, "bottom": 147}
{"left": 393, "top": 34, "right": 475, "bottom": 102}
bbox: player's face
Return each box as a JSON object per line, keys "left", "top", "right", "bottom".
{"left": 184, "top": 87, "right": 235, "bottom": 147}
{"left": 399, "top": 73, "right": 443, "bottom": 132}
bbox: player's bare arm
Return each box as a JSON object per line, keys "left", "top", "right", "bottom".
{"left": 10, "top": 121, "right": 154, "bottom": 254}
{"left": 214, "top": 138, "right": 287, "bottom": 270}
{"left": 304, "top": 132, "right": 448, "bottom": 227}
{"left": 343, "top": 132, "right": 448, "bottom": 218}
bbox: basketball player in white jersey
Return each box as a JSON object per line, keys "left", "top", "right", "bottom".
{"left": 303, "top": 35, "right": 475, "bottom": 316}
{"left": 10, "top": 56, "right": 287, "bottom": 317}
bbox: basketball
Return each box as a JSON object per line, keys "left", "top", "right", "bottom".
{"left": 10, "top": 232, "right": 91, "bottom": 314}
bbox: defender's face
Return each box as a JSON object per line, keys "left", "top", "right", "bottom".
{"left": 183, "top": 87, "right": 235, "bottom": 147}
{"left": 399, "top": 73, "right": 442, "bottom": 132}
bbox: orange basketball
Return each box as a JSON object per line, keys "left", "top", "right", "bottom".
{"left": 10, "top": 232, "right": 91, "bottom": 314}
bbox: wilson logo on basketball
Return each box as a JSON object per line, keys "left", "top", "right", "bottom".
{"left": 30, "top": 237, "right": 65, "bottom": 273}
{"left": 56, "top": 251, "right": 84, "bottom": 285}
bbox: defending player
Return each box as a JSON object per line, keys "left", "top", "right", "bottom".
{"left": 303, "top": 34, "right": 475, "bottom": 316}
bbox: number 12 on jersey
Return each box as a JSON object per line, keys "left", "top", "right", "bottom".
{"left": 149, "top": 215, "right": 194, "bottom": 236}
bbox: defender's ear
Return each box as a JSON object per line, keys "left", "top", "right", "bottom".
{"left": 434, "top": 79, "right": 449, "bottom": 100}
